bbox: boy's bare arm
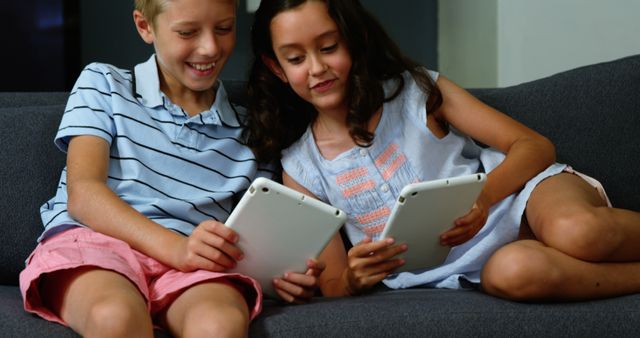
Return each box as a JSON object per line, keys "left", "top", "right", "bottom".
{"left": 65, "top": 135, "right": 240, "bottom": 272}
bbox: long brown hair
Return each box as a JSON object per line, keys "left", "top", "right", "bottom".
{"left": 246, "top": 0, "right": 442, "bottom": 163}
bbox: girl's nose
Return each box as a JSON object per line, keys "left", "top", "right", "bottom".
{"left": 309, "top": 56, "right": 328, "bottom": 76}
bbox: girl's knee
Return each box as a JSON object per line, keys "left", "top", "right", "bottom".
{"left": 481, "top": 241, "right": 562, "bottom": 301}
{"left": 540, "top": 207, "right": 620, "bottom": 261}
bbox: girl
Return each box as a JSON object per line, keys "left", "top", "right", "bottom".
{"left": 19, "top": 1, "right": 320, "bottom": 337}
{"left": 246, "top": 0, "right": 640, "bottom": 300}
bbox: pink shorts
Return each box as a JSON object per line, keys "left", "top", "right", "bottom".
{"left": 19, "top": 227, "right": 263, "bottom": 326}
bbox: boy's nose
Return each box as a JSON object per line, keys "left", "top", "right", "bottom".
{"left": 199, "top": 33, "right": 220, "bottom": 57}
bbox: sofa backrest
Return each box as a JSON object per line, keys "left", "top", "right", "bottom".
{"left": 470, "top": 54, "right": 640, "bottom": 211}
{"left": 1, "top": 55, "right": 639, "bottom": 285}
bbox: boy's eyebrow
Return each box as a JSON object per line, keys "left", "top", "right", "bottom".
{"left": 275, "top": 30, "right": 339, "bottom": 51}
{"left": 171, "top": 16, "right": 236, "bottom": 27}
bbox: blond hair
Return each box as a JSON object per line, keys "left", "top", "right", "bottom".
{"left": 134, "top": 0, "right": 168, "bottom": 27}
{"left": 135, "top": 0, "right": 239, "bottom": 26}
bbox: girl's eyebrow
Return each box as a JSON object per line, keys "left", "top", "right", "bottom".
{"left": 275, "top": 30, "right": 339, "bottom": 51}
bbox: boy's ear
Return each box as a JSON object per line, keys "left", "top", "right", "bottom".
{"left": 133, "top": 10, "right": 154, "bottom": 44}
{"left": 261, "top": 55, "right": 288, "bottom": 83}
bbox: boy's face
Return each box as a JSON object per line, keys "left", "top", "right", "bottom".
{"left": 267, "top": 1, "right": 352, "bottom": 115}
{"left": 136, "top": 0, "right": 236, "bottom": 95}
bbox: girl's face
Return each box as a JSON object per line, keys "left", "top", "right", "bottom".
{"left": 137, "top": 0, "right": 236, "bottom": 97}
{"left": 268, "top": 1, "right": 352, "bottom": 115}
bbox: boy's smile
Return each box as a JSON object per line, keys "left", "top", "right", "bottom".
{"left": 135, "top": 0, "right": 236, "bottom": 112}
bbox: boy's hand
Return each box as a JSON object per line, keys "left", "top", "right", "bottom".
{"left": 173, "top": 220, "right": 244, "bottom": 272}
{"left": 441, "top": 201, "right": 489, "bottom": 246}
{"left": 273, "top": 259, "right": 325, "bottom": 304}
{"left": 343, "top": 237, "right": 407, "bottom": 295}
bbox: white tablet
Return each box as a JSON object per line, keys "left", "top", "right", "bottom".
{"left": 226, "top": 177, "right": 346, "bottom": 298}
{"left": 380, "top": 173, "right": 487, "bottom": 273}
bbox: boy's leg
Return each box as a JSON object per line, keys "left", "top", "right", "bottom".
{"left": 40, "top": 267, "right": 153, "bottom": 338}
{"left": 482, "top": 173, "right": 640, "bottom": 301}
{"left": 160, "top": 281, "right": 251, "bottom": 338}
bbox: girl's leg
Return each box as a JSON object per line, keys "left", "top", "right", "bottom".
{"left": 524, "top": 173, "right": 640, "bottom": 262}
{"left": 160, "top": 281, "right": 251, "bottom": 338}
{"left": 41, "top": 267, "right": 153, "bottom": 338}
{"left": 482, "top": 239, "right": 640, "bottom": 300}
{"left": 482, "top": 173, "right": 640, "bottom": 301}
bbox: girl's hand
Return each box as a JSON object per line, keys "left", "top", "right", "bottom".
{"left": 273, "top": 259, "right": 326, "bottom": 304}
{"left": 343, "top": 237, "right": 407, "bottom": 295}
{"left": 441, "top": 201, "right": 489, "bottom": 246}
{"left": 173, "top": 220, "right": 244, "bottom": 272}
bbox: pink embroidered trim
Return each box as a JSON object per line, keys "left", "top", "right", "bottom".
{"left": 341, "top": 180, "right": 376, "bottom": 198}
{"left": 356, "top": 207, "right": 391, "bottom": 224}
{"left": 362, "top": 223, "right": 386, "bottom": 235}
{"left": 381, "top": 154, "right": 407, "bottom": 180}
{"left": 336, "top": 167, "right": 369, "bottom": 185}
{"left": 375, "top": 143, "right": 399, "bottom": 167}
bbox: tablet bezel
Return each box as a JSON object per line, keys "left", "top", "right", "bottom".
{"left": 226, "top": 177, "right": 346, "bottom": 297}
{"left": 380, "top": 173, "right": 487, "bottom": 273}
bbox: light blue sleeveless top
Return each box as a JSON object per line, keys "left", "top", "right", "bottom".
{"left": 281, "top": 71, "right": 566, "bottom": 289}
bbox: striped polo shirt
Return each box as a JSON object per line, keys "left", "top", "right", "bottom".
{"left": 39, "top": 55, "right": 274, "bottom": 241}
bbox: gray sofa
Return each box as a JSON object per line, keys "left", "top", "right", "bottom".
{"left": 2, "top": 54, "right": 639, "bottom": 337}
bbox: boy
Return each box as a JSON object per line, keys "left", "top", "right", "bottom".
{"left": 19, "top": 1, "right": 321, "bottom": 337}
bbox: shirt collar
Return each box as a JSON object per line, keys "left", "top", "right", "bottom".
{"left": 133, "top": 54, "right": 241, "bottom": 127}
{"left": 133, "top": 55, "right": 163, "bottom": 108}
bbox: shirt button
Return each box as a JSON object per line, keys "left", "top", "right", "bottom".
{"left": 359, "top": 149, "right": 367, "bottom": 157}
{"left": 380, "top": 184, "right": 390, "bottom": 192}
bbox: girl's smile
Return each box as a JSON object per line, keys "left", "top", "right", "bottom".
{"left": 311, "top": 79, "right": 336, "bottom": 93}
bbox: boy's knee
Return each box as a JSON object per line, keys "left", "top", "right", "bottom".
{"left": 481, "top": 241, "right": 561, "bottom": 301}
{"left": 183, "top": 304, "right": 249, "bottom": 338}
{"left": 84, "top": 297, "right": 151, "bottom": 337}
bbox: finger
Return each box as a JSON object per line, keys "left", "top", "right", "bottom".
{"left": 283, "top": 271, "right": 316, "bottom": 288}
{"left": 193, "top": 242, "right": 237, "bottom": 269}
{"left": 183, "top": 251, "right": 228, "bottom": 272}
{"left": 362, "top": 258, "right": 405, "bottom": 277}
{"left": 441, "top": 225, "right": 479, "bottom": 246}
{"left": 351, "top": 270, "right": 392, "bottom": 291}
{"left": 305, "top": 259, "right": 326, "bottom": 276}
{"left": 350, "top": 237, "right": 396, "bottom": 258}
{"left": 273, "top": 277, "right": 314, "bottom": 302}
{"left": 273, "top": 282, "right": 296, "bottom": 303}
{"left": 375, "top": 243, "right": 408, "bottom": 260}
{"left": 196, "top": 230, "right": 244, "bottom": 261}
{"left": 455, "top": 208, "right": 479, "bottom": 226}
{"left": 204, "top": 220, "right": 239, "bottom": 243}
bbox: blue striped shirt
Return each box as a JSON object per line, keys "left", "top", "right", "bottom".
{"left": 39, "top": 55, "right": 273, "bottom": 241}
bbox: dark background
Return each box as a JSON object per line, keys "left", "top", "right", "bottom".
{"left": 1, "top": 0, "right": 437, "bottom": 91}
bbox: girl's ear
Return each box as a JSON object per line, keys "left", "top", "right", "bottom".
{"left": 133, "top": 10, "right": 155, "bottom": 44}
{"left": 262, "top": 55, "right": 288, "bottom": 83}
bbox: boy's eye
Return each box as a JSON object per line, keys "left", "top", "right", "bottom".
{"left": 178, "top": 30, "right": 194, "bottom": 37}
{"left": 215, "top": 26, "right": 233, "bottom": 34}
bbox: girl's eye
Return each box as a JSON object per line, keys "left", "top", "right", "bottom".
{"left": 321, "top": 44, "right": 338, "bottom": 53}
{"left": 287, "top": 56, "right": 303, "bottom": 65}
